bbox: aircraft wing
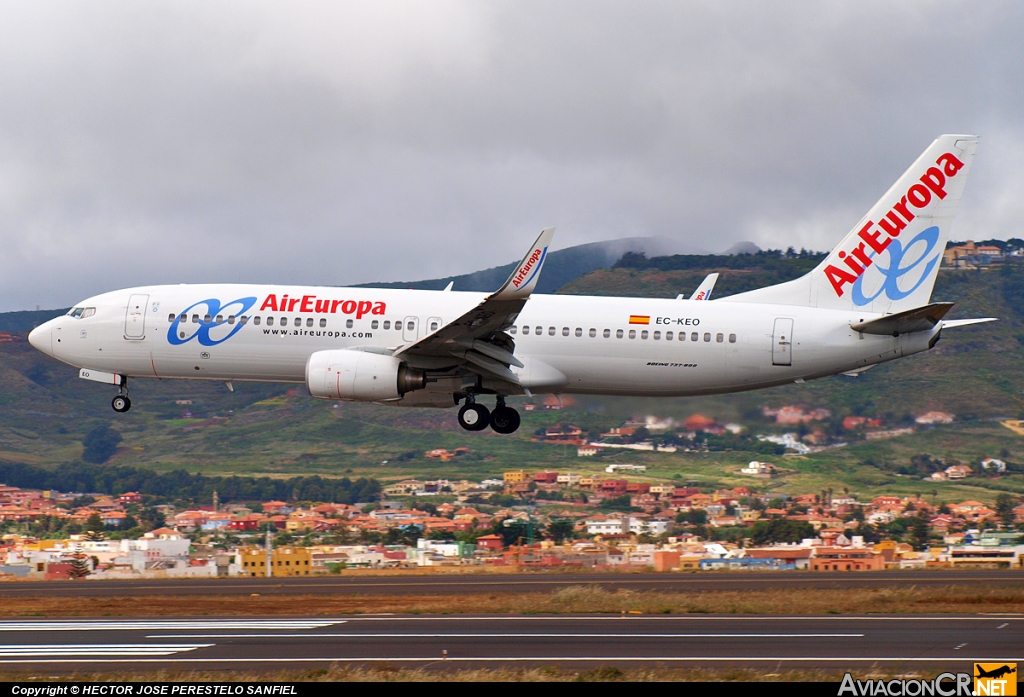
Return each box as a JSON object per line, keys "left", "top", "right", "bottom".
{"left": 393, "top": 227, "right": 555, "bottom": 384}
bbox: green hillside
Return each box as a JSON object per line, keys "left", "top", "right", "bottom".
{"left": 1, "top": 253, "right": 1023, "bottom": 504}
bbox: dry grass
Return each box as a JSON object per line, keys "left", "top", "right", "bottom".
{"left": 0, "top": 665, "right": 916, "bottom": 682}
{"left": 1, "top": 583, "right": 1022, "bottom": 617}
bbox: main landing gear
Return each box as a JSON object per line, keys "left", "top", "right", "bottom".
{"left": 457, "top": 396, "right": 520, "bottom": 434}
{"left": 111, "top": 378, "right": 131, "bottom": 413}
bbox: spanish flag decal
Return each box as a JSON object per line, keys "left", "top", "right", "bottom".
{"left": 629, "top": 315, "right": 650, "bottom": 325}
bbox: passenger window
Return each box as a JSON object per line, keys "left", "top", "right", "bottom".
{"left": 216, "top": 315, "right": 224, "bottom": 324}
{"left": 589, "top": 328, "right": 596, "bottom": 337}
{"left": 204, "top": 314, "right": 212, "bottom": 324}
{"left": 179, "top": 314, "right": 187, "bottom": 323}
{"left": 292, "top": 318, "right": 299, "bottom": 327}
{"left": 371, "top": 320, "right": 379, "bottom": 329}
{"left": 575, "top": 328, "right": 583, "bottom": 337}
{"left": 729, "top": 333, "right": 737, "bottom": 343}
{"left": 691, "top": 332, "right": 698, "bottom": 342}
{"left": 509, "top": 326, "right": 517, "bottom": 335}
{"left": 430, "top": 321, "right": 439, "bottom": 331}
{"left": 653, "top": 331, "right": 661, "bottom": 340}
{"left": 562, "top": 327, "right": 569, "bottom": 336}
{"left": 266, "top": 317, "right": 274, "bottom": 326}
{"left": 548, "top": 327, "right": 555, "bottom": 336}
{"left": 280, "top": 317, "right": 286, "bottom": 326}
{"left": 228, "top": 315, "right": 235, "bottom": 325}
{"left": 641, "top": 330, "right": 648, "bottom": 339}
{"left": 704, "top": 332, "right": 711, "bottom": 342}
{"left": 306, "top": 318, "right": 313, "bottom": 327}
{"left": 603, "top": 329, "right": 610, "bottom": 338}
{"left": 666, "top": 331, "right": 673, "bottom": 340}
{"left": 240, "top": 316, "right": 249, "bottom": 325}
{"left": 407, "top": 321, "right": 415, "bottom": 330}
{"left": 346, "top": 319, "right": 354, "bottom": 328}
{"left": 383, "top": 321, "right": 391, "bottom": 330}
{"left": 168, "top": 313, "right": 175, "bottom": 322}
{"left": 320, "top": 318, "right": 327, "bottom": 328}
{"left": 523, "top": 326, "right": 530, "bottom": 335}
{"left": 253, "top": 316, "right": 261, "bottom": 326}
{"left": 616, "top": 329, "right": 624, "bottom": 339}
{"left": 536, "top": 326, "right": 543, "bottom": 335}
{"left": 716, "top": 333, "right": 723, "bottom": 343}
{"left": 192, "top": 314, "right": 200, "bottom": 324}
{"left": 628, "top": 330, "right": 636, "bottom": 339}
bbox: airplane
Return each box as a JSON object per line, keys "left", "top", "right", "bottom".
{"left": 28, "top": 134, "right": 995, "bottom": 434}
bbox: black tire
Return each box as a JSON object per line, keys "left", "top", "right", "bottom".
{"left": 458, "top": 403, "right": 490, "bottom": 431}
{"left": 112, "top": 396, "right": 131, "bottom": 413}
{"left": 490, "top": 406, "right": 521, "bottom": 434}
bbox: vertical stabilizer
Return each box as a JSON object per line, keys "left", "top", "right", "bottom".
{"left": 722, "top": 135, "right": 978, "bottom": 313}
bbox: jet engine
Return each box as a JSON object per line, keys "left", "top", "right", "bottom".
{"left": 305, "top": 350, "right": 426, "bottom": 401}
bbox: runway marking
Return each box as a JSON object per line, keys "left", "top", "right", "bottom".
{"left": 998, "top": 623, "right": 1009, "bottom": 629}
{"left": 954, "top": 643, "right": 967, "bottom": 650}
{"left": 0, "top": 644, "right": 212, "bottom": 657}
{"left": 145, "top": 633, "right": 865, "bottom": 639}
{"left": 0, "top": 655, "right": 1020, "bottom": 665}
{"left": 0, "top": 621, "right": 345, "bottom": 631}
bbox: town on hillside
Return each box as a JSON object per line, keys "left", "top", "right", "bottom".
{"left": 2, "top": 468, "right": 1022, "bottom": 579}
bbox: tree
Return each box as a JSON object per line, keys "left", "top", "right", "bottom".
{"left": 85, "top": 512, "right": 105, "bottom": 533}
{"left": 81, "top": 425, "right": 122, "bottom": 464}
{"left": 749, "top": 518, "right": 814, "bottom": 545}
{"left": 995, "top": 493, "right": 1018, "bottom": 528}
{"left": 909, "top": 511, "right": 930, "bottom": 551}
{"left": 68, "top": 549, "right": 91, "bottom": 579}
{"left": 547, "top": 520, "right": 574, "bottom": 543}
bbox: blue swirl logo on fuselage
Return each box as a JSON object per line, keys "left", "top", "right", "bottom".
{"left": 851, "top": 227, "right": 940, "bottom": 307}
{"left": 167, "top": 297, "right": 257, "bottom": 346}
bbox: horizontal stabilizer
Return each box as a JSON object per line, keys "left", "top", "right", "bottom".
{"left": 851, "top": 302, "right": 953, "bottom": 335}
{"left": 942, "top": 317, "right": 997, "bottom": 329}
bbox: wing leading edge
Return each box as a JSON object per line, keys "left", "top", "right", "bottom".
{"left": 394, "top": 227, "right": 555, "bottom": 385}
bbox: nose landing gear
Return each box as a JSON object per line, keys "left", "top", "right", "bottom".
{"left": 457, "top": 396, "right": 520, "bottom": 434}
{"left": 111, "top": 378, "right": 131, "bottom": 413}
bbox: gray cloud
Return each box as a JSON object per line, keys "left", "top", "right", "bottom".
{"left": 1, "top": 1, "right": 1022, "bottom": 311}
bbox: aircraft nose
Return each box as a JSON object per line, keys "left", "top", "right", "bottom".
{"left": 28, "top": 322, "right": 53, "bottom": 356}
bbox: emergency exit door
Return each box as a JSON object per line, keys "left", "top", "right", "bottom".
{"left": 124, "top": 294, "right": 149, "bottom": 340}
{"left": 772, "top": 318, "right": 793, "bottom": 366}
{"left": 402, "top": 316, "right": 420, "bottom": 343}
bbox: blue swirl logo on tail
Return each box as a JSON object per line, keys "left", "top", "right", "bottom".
{"left": 851, "top": 227, "right": 940, "bottom": 307}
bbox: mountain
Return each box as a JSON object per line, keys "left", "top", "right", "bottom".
{"left": 354, "top": 236, "right": 703, "bottom": 294}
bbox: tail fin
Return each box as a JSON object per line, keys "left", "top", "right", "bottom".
{"left": 722, "top": 135, "right": 978, "bottom": 313}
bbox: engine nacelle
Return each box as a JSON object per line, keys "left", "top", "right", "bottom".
{"left": 305, "top": 350, "right": 425, "bottom": 402}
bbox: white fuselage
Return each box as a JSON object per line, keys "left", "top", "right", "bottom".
{"left": 29, "top": 283, "right": 937, "bottom": 402}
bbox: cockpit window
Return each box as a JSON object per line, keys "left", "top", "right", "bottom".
{"left": 67, "top": 307, "right": 95, "bottom": 319}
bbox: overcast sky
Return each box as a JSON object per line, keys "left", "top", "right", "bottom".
{"left": 2, "top": 1, "right": 1022, "bottom": 311}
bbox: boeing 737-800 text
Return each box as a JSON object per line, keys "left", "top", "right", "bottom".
{"left": 28, "top": 135, "right": 994, "bottom": 434}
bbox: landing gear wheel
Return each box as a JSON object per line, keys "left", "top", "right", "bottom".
{"left": 458, "top": 403, "right": 491, "bottom": 431}
{"left": 490, "top": 406, "right": 521, "bottom": 434}
{"left": 111, "top": 395, "right": 131, "bottom": 413}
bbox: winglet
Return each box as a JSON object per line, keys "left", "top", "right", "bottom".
{"left": 690, "top": 273, "right": 719, "bottom": 301}
{"left": 490, "top": 227, "right": 555, "bottom": 300}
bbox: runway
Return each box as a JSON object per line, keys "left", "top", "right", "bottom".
{"left": 0, "top": 570, "right": 1018, "bottom": 598}
{"left": 0, "top": 616, "right": 1019, "bottom": 671}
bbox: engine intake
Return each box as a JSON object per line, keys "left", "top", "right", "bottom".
{"left": 306, "top": 349, "right": 425, "bottom": 401}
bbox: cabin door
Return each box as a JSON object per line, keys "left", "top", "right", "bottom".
{"left": 772, "top": 318, "right": 793, "bottom": 366}
{"left": 124, "top": 294, "right": 149, "bottom": 340}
